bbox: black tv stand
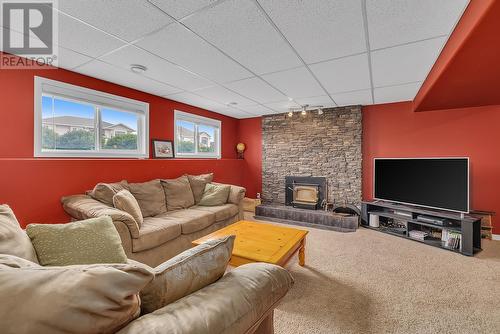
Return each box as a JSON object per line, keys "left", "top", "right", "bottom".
{"left": 361, "top": 201, "right": 481, "bottom": 256}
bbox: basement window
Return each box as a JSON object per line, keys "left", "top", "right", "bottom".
{"left": 174, "top": 110, "right": 221, "bottom": 159}
{"left": 34, "top": 77, "right": 149, "bottom": 158}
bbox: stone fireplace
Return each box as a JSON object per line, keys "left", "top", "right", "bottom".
{"left": 262, "top": 106, "right": 362, "bottom": 208}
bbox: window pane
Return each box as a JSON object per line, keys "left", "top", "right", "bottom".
{"left": 176, "top": 120, "right": 195, "bottom": 153}
{"left": 41, "top": 96, "right": 95, "bottom": 150}
{"left": 198, "top": 124, "right": 216, "bottom": 153}
{"left": 100, "top": 108, "right": 138, "bottom": 150}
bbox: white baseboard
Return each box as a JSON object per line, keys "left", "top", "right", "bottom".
{"left": 493, "top": 234, "right": 500, "bottom": 241}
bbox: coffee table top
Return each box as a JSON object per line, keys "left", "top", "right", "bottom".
{"left": 192, "top": 220, "right": 308, "bottom": 265}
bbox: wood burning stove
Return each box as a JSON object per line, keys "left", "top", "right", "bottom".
{"left": 285, "top": 176, "right": 327, "bottom": 210}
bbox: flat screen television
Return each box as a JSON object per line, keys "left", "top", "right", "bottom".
{"left": 374, "top": 158, "right": 469, "bottom": 213}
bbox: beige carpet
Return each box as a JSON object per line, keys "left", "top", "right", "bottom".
{"left": 246, "top": 214, "right": 500, "bottom": 334}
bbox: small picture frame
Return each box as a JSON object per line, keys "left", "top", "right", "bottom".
{"left": 152, "top": 139, "right": 174, "bottom": 159}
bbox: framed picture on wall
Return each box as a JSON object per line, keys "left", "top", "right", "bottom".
{"left": 152, "top": 139, "right": 174, "bottom": 159}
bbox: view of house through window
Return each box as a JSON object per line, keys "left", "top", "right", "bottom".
{"left": 175, "top": 111, "right": 221, "bottom": 158}
{"left": 35, "top": 77, "right": 148, "bottom": 158}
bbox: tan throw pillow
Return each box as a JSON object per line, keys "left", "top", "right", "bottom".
{"left": 89, "top": 180, "right": 129, "bottom": 206}
{"left": 128, "top": 180, "right": 167, "bottom": 217}
{"left": 26, "top": 216, "right": 128, "bottom": 266}
{"left": 198, "top": 183, "right": 231, "bottom": 206}
{"left": 161, "top": 175, "right": 195, "bottom": 211}
{"left": 113, "top": 190, "right": 144, "bottom": 228}
{"left": 0, "top": 205, "right": 38, "bottom": 263}
{"left": 140, "top": 235, "right": 235, "bottom": 313}
{"left": 187, "top": 173, "right": 214, "bottom": 203}
{"left": 0, "top": 254, "right": 154, "bottom": 334}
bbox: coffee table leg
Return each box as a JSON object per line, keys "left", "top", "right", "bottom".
{"left": 298, "top": 239, "right": 306, "bottom": 266}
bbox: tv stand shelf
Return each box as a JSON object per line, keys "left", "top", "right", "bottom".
{"left": 361, "top": 201, "right": 481, "bottom": 256}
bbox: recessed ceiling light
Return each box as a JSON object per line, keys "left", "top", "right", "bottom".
{"left": 130, "top": 64, "right": 147, "bottom": 74}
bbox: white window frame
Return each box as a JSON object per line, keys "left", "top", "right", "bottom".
{"left": 174, "top": 110, "right": 221, "bottom": 159}
{"left": 34, "top": 76, "right": 149, "bottom": 158}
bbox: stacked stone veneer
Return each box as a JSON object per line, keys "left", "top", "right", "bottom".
{"left": 262, "top": 106, "right": 362, "bottom": 207}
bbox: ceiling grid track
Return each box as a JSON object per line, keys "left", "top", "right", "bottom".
{"left": 147, "top": 0, "right": 303, "bottom": 113}
{"left": 361, "top": 0, "right": 375, "bottom": 104}
{"left": 252, "top": 0, "right": 338, "bottom": 107}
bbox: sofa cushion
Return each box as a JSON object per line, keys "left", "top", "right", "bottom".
{"left": 26, "top": 216, "right": 128, "bottom": 266}
{"left": 0, "top": 254, "right": 154, "bottom": 334}
{"left": 113, "top": 190, "right": 144, "bottom": 228}
{"left": 89, "top": 180, "right": 128, "bottom": 206}
{"left": 128, "top": 180, "right": 167, "bottom": 217}
{"left": 160, "top": 209, "right": 216, "bottom": 234}
{"left": 118, "top": 263, "right": 294, "bottom": 334}
{"left": 212, "top": 182, "right": 246, "bottom": 205}
{"left": 61, "top": 195, "right": 140, "bottom": 238}
{"left": 0, "top": 205, "right": 39, "bottom": 263}
{"left": 198, "top": 183, "right": 231, "bottom": 206}
{"left": 161, "top": 176, "right": 195, "bottom": 211}
{"left": 132, "top": 217, "right": 181, "bottom": 253}
{"left": 191, "top": 204, "right": 239, "bottom": 222}
{"left": 140, "top": 235, "right": 235, "bottom": 314}
{"left": 187, "top": 173, "right": 214, "bottom": 204}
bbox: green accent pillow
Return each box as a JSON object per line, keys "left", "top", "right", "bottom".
{"left": 198, "top": 183, "right": 231, "bottom": 206}
{"left": 26, "top": 216, "right": 127, "bottom": 266}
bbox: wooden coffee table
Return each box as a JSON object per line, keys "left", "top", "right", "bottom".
{"left": 192, "top": 220, "right": 308, "bottom": 267}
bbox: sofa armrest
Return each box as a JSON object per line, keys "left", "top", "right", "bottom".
{"left": 117, "top": 263, "right": 293, "bottom": 334}
{"left": 61, "top": 195, "right": 140, "bottom": 239}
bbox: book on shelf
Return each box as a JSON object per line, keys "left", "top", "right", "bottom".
{"left": 409, "top": 230, "right": 428, "bottom": 241}
{"left": 442, "top": 229, "right": 461, "bottom": 250}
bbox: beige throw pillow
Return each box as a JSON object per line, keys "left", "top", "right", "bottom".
{"left": 128, "top": 180, "right": 167, "bottom": 217}
{"left": 113, "top": 190, "right": 144, "bottom": 228}
{"left": 26, "top": 216, "right": 128, "bottom": 266}
{"left": 140, "top": 235, "right": 235, "bottom": 314}
{"left": 187, "top": 173, "right": 214, "bottom": 203}
{"left": 198, "top": 183, "right": 231, "bottom": 206}
{"left": 161, "top": 175, "right": 195, "bottom": 211}
{"left": 0, "top": 204, "right": 38, "bottom": 263}
{"left": 0, "top": 254, "right": 154, "bottom": 334}
{"left": 89, "top": 180, "right": 129, "bottom": 206}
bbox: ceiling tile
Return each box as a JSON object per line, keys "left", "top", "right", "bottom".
{"left": 367, "top": 0, "right": 469, "bottom": 50}
{"left": 194, "top": 85, "right": 255, "bottom": 106}
{"left": 58, "top": 0, "right": 172, "bottom": 42}
{"left": 263, "top": 100, "right": 301, "bottom": 113}
{"left": 57, "top": 47, "right": 93, "bottom": 69}
{"left": 294, "top": 95, "right": 335, "bottom": 107}
{"left": 148, "top": 0, "right": 215, "bottom": 20}
{"left": 183, "top": 0, "right": 302, "bottom": 75}
{"left": 258, "top": 0, "right": 366, "bottom": 63}
{"left": 371, "top": 37, "right": 446, "bottom": 87}
{"left": 224, "top": 77, "right": 285, "bottom": 104}
{"left": 374, "top": 82, "right": 422, "bottom": 104}
{"left": 332, "top": 89, "right": 373, "bottom": 106}
{"left": 77, "top": 60, "right": 183, "bottom": 96}
{"left": 212, "top": 107, "right": 256, "bottom": 119}
{"left": 238, "top": 104, "right": 275, "bottom": 116}
{"left": 100, "top": 45, "right": 213, "bottom": 91}
{"left": 136, "top": 23, "right": 252, "bottom": 83}
{"left": 165, "top": 91, "right": 226, "bottom": 111}
{"left": 310, "top": 53, "right": 371, "bottom": 94}
{"left": 58, "top": 12, "right": 125, "bottom": 58}
{"left": 261, "top": 66, "right": 325, "bottom": 99}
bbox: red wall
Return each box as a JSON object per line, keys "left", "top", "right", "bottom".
{"left": 238, "top": 117, "right": 262, "bottom": 198}
{"left": 0, "top": 54, "right": 243, "bottom": 227}
{"left": 363, "top": 101, "right": 500, "bottom": 233}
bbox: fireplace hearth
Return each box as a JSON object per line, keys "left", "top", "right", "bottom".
{"left": 285, "top": 176, "right": 327, "bottom": 210}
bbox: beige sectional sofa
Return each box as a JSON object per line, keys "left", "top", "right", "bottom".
{"left": 62, "top": 174, "right": 246, "bottom": 267}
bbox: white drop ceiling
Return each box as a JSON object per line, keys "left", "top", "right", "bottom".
{"left": 2, "top": 0, "right": 469, "bottom": 119}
